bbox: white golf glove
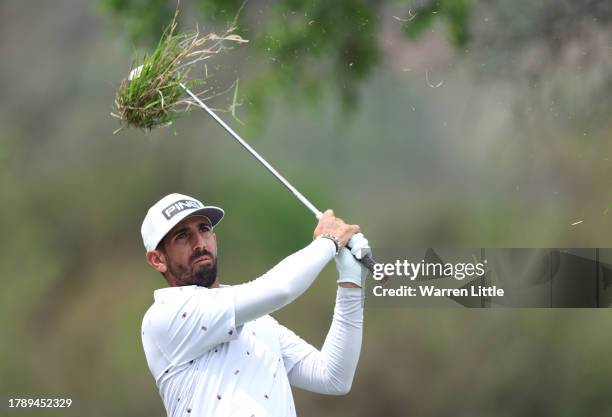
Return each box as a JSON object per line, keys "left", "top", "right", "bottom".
{"left": 335, "top": 233, "right": 371, "bottom": 287}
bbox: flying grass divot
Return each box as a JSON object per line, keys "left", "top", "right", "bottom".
{"left": 111, "top": 10, "right": 247, "bottom": 133}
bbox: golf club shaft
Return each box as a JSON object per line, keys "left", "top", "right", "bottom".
{"left": 181, "top": 83, "right": 378, "bottom": 275}
{"left": 181, "top": 84, "right": 322, "bottom": 219}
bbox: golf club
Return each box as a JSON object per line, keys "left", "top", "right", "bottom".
{"left": 179, "top": 83, "right": 379, "bottom": 275}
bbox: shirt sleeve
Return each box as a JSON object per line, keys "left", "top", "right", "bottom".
{"left": 233, "top": 237, "right": 336, "bottom": 325}
{"left": 146, "top": 287, "right": 238, "bottom": 367}
{"left": 273, "top": 319, "right": 318, "bottom": 374}
{"left": 286, "top": 287, "right": 363, "bottom": 395}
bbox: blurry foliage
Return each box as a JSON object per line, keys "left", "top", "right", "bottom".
{"left": 101, "top": 0, "right": 612, "bottom": 134}
{"left": 451, "top": 0, "right": 612, "bottom": 138}
{"left": 101, "top": 0, "right": 469, "bottom": 118}
{"left": 404, "top": 0, "right": 470, "bottom": 46}
{"left": 102, "top": 0, "right": 175, "bottom": 44}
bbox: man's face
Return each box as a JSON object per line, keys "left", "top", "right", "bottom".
{"left": 148, "top": 215, "right": 219, "bottom": 288}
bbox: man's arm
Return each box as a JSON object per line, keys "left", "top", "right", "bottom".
{"left": 233, "top": 209, "right": 360, "bottom": 325}
{"left": 283, "top": 284, "right": 363, "bottom": 395}
{"left": 278, "top": 239, "right": 368, "bottom": 395}
{"left": 233, "top": 237, "right": 335, "bottom": 325}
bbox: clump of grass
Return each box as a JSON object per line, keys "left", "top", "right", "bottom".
{"left": 112, "top": 9, "right": 247, "bottom": 133}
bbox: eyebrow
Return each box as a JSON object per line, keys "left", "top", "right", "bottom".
{"left": 171, "top": 222, "right": 212, "bottom": 239}
{"left": 170, "top": 227, "right": 189, "bottom": 239}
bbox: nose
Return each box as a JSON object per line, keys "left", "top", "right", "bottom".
{"left": 192, "top": 232, "right": 207, "bottom": 252}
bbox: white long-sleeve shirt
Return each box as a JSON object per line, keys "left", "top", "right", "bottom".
{"left": 141, "top": 238, "right": 364, "bottom": 417}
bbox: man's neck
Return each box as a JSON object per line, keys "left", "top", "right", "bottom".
{"left": 168, "top": 279, "right": 220, "bottom": 288}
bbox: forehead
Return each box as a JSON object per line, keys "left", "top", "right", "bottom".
{"left": 168, "top": 215, "right": 212, "bottom": 235}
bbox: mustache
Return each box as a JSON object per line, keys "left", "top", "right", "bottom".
{"left": 189, "top": 249, "right": 214, "bottom": 264}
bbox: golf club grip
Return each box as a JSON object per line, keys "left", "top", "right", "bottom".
{"left": 358, "top": 253, "right": 377, "bottom": 274}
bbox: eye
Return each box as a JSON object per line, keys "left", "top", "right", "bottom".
{"left": 175, "top": 232, "right": 187, "bottom": 240}
{"left": 200, "top": 223, "right": 212, "bottom": 232}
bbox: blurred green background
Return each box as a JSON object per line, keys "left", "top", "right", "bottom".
{"left": 2, "top": 0, "right": 612, "bottom": 416}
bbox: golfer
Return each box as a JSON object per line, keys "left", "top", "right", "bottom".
{"left": 140, "top": 193, "right": 369, "bottom": 417}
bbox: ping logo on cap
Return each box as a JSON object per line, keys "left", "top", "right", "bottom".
{"left": 162, "top": 199, "right": 203, "bottom": 220}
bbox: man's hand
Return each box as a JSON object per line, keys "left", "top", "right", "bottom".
{"left": 313, "top": 209, "right": 360, "bottom": 248}
{"left": 335, "top": 233, "right": 370, "bottom": 288}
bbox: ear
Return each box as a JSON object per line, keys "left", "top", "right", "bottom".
{"left": 146, "top": 250, "right": 168, "bottom": 273}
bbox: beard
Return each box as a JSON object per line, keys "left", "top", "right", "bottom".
{"left": 167, "top": 248, "right": 218, "bottom": 288}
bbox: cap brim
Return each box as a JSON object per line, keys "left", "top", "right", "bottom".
{"left": 188, "top": 206, "right": 224, "bottom": 228}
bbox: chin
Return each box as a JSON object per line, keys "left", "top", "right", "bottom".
{"left": 192, "top": 264, "right": 217, "bottom": 288}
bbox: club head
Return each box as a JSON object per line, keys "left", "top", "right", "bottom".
{"left": 128, "top": 65, "right": 143, "bottom": 80}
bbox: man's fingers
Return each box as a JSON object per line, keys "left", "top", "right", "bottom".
{"left": 314, "top": 210, "right": 363, "bottom": 248}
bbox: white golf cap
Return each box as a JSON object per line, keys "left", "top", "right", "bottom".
{"left": 141, "top": 193, "right": 224, "bottom": 251}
